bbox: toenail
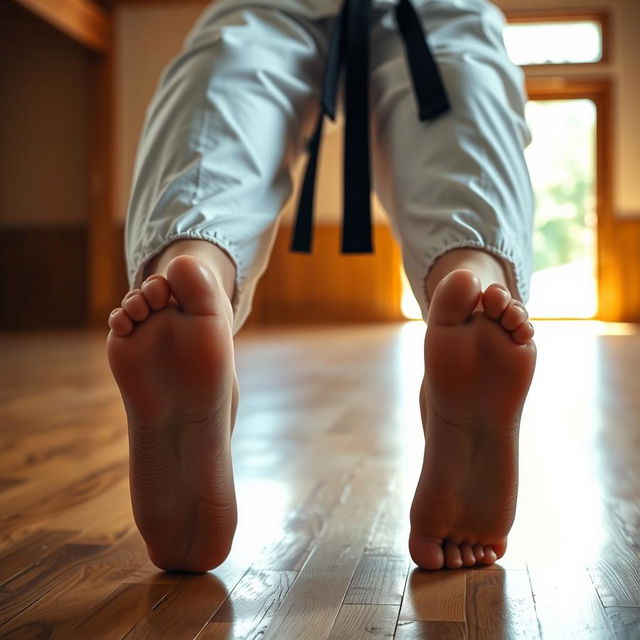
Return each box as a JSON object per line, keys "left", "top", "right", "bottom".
{"left": 111, "top": 309, "right": 120, "bottom": 315}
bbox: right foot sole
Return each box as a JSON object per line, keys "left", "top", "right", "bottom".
{"left": 107, "top": 255, "right": 239, "bottom": 572}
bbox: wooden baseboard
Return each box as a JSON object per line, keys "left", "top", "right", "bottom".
{"left": 0, "top": 226, "right": 88, "bottom": 330}
{"left": 599, "top": 217, "right": 640, "bottom": 322}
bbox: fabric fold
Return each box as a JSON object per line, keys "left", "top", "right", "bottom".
{"left": 291, "top": 0, "right": 452, "bottom": 253}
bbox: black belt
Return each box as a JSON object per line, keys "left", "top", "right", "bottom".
{"left": 290, "top": 0, "right": 451, "bottom": 253}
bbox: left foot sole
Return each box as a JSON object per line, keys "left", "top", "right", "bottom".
{"left": 107, "top": 255, "right": 239, "bottom": 572}
{"left": 410, "top": 269, "right": 536, "bottom": 570}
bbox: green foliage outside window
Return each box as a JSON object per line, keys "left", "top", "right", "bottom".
{"left": 525, "top": 100, "right": 596, "bottom": 272}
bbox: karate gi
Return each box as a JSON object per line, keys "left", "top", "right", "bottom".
{"left": 124, "top": 0, "right": 534, "bottom": 332}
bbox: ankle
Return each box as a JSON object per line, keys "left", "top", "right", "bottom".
{"left": 144, "top": 240, "right": 236, "bottom": 304}
{"left": 424, "top": 249, "right": 510, "bottom": 302}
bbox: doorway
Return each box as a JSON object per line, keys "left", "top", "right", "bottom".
{"left": 525, "top": 98, "right": 597, "bottom": 319}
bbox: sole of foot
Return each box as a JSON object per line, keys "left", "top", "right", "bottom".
{"left": 106, "top": 255, "right": 239, "bottom": 572}
{"left": 410, "top": 269, "right": 536, "bottom": 570}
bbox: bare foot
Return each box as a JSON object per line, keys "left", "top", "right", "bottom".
{"left": 106, "top": 255, "right": 239, "bottom": 572}
{"left": 409, "top": 269, "right": 536, "bottom": 569}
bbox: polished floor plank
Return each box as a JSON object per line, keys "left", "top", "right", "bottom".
{"left": 527, "top": 565, "right": 615, "bottom": 639}
{"left": 199, "top": 569, "right": 297, "bottom": 639}
{"left": 587, "top": 541, "right": 640, "bottom": 608}
{"left": 123, "top": 574, "right": 235, "bottom": 640}
{"left": 0, "top": 529, "right": 77, "bottom": 586}
{"left": 0, "top": 531, "right": 148, "bottom": 639}
{"left": 327, "top": 604, "right": 399, "bottom": 639}
{"left": 343, "top": 554, "right": 410, "bottom": 605}
{"left": 465, "top": 569, "right": 539, "bottom": 639}
{"left": 603, "top": 606, "right": 640, "bottom": 640}
{"left": 0, "top": 321, "right": 638, "bottom": 638}
{"left": 399, "top": 570, "right": 466, "bottom": 623}
{"left": 261, "top": 464, "right": 390, "bottom": 640}
{"left": 65, "top": 582, "right": 174, "bottom": 640}
{"left": 394, "top": 620, "right": 467, "bottom": 639}
{"left": 0, "top": 455, "right": 128, "bottom": 549}
{"left": 363, "top": 493, "right": 411, "bottom": 558}
{"left": 249, "top": 481, "right": 346, "bottom": 572}
{"left": 0, "top": 542, "right": 108, "bottom": 628}
{"left": 63, "top": 478, "right": 136, "bottom": 546}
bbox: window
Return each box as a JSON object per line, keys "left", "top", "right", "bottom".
{"left": 503, "top": 12, "right": 608, "bottom": 66}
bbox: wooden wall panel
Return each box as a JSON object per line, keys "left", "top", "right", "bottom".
{"left": 604, "top": 218, "right": 640, "bottom": 322}
{"left": 246, "top": 224, "right": 404, "bottom": 326}
{"left": 0, "top": 227, "right": 88, "bottom": 330}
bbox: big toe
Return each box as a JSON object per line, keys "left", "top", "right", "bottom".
{"left": 166, "top": 255, "right": 228, "bottom": 317}
{"left": 408, "top": 532, "right": 445, "bottom": 570}
{"left": 428, "top": 269, "right": 482, "bottom": 326}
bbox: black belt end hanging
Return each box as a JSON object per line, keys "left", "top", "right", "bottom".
{"left": 291, "top": 0, "right": 452, "bottom": 255}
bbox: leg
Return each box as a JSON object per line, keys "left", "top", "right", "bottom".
{"left": 107, "top": 5, "right": 330, "bottom": 572}
{"left": 370, "top": 1, "right": 536, "bottom": 569}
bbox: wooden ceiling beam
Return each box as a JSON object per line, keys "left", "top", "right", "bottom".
{"left": 12, "top": 0, "right": 111, "bottom": 53}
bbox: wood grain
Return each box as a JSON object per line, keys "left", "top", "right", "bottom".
{"left": 399, "top": 570, "right": 466, "bottom": 623}
{"left": 465, "top": 569, "right": 539, "bottom": 639}
{"left": 0, "top": 323, "right": 638, "bottom": 638}
{"left": 11, "top": 0, "right": 111, "bottom": 53}
{"left": 200, "top": 569, "right": 297, "bottom": 639}
{"left": 123, "top": 574, "right": 233, "bottom": 640}
{"left": 66, "top": 582, "right": 174, "bottom": 640}
{"left": 260, "top": 464, "right": 390, "bottom": 640}
{"left": 249, "top": 223, "right": 403, "bottom": 326}
{"left": 328, "top": 604, "right": 399, "bottom": 639}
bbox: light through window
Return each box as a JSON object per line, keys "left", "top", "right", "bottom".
{"left": 503, "top": 21, "right": 602, "bottom": 65}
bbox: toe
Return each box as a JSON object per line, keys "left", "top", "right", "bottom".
{"left": 141, "top": 275, "right": 171, "bottom": 311}
{"left": 482, "top": 284, "right": 511, "bottom": 320}
{"left": 428, "top": 269, "right": 482, "bottom": 326}
{"left": 121, "top": 290, "right": 151, "bottom": 323}
{"left": 500, "top": 300, "right": 529, "bottom": 332}
{"left": 108, "top": 308, "right": 134, "bottom": 336}
{"left": 409, "top": 533, "right": 445, "bottom": 570}
{"left": 460, "top": 543, "right": 476, "bottom": 567}
{"left": 473, "top": 544, "right": 485, "bottom": 562}
{"left": 481, "top": 546, "right": 498, "bottom": 565}
{"left": 166, "top": 255, "right": 226, "bottom": 317}
{"left": 444, "top": 541, "right": 463, "bottom": 569}
{"left": 512, "top": 320, "right": 535, "bottom": 345}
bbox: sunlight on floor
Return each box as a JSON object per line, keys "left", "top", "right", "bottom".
{"left": 391, "top": 318, "right": 637, "bottom": 565}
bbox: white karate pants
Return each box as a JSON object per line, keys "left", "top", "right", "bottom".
{"left": 124, "top": 0, "right": 534, "bottom": 333}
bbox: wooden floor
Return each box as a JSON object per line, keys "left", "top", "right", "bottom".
{"left": 1, "top": 320, "right": 639, "bottom": 639}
